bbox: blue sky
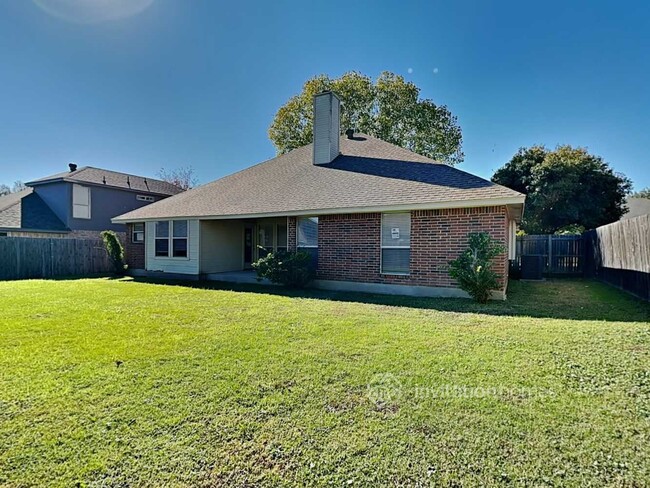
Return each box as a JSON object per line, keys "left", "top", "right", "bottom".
{"left": 1, "top": 0, "right": 649, "bottom": 190}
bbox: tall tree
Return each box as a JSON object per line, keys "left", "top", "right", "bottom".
{"left": 269, "top": 71, "right": 464, "bottom": 165}
{"left": 492, "top": 145, "right": 632, "bottom": 233}
{"left": 157, "top": 166, "right": 197, "bottom": 191}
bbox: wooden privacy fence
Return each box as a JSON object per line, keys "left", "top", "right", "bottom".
{"left": 515, "top": 234, "right": 584, "bottom": 275}
{"left": 584, "top": 214, "right": 650, "bottom": 301}
{"left": 0, "top": 237, "right": 113, "bottom": 280}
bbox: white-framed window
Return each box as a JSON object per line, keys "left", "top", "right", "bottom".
{"left": 154, "top": 221, "right": 170, "bottom": 257}
{"left": 154, "top": 220, "right": 189, "bottom": 258}
{"left": 381, "top": 213, "right": 411, "bottom": 275}
{"left": 136, "top": 195, "right": 155, "bottom": 202}
{"left": 172, "top": 220, "right": 188, "bottom": 257}
{"left": 297, "top": 217, "right": 318, "bottom": 248}
{"left": 72, "top": 184, "right": 91, "bottom": 219}
{"left": 132, "top": 223, "right": 145, "bottom": 243}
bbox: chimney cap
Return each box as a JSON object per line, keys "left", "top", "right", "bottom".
{"left": 345, "top": 128, "right": 354, "bottom": 139}
{"left": 68, "top": 163, "right": 77, "bottom": 172}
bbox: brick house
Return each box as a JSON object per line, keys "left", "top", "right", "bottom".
{"left": 114, "top": 92, "right": 524, "bottom": 299}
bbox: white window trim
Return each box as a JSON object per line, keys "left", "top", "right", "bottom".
{"left": 380, "top": 212, "right": 411, "bottom": 276}
{"left": 154, "top": 220, "right": 190, "bottom": 260}
{"left": 132, "top": 224, "right": 145, "bottom": 244}
{"left": 72, "top": 184, "right": 91, "bottom": 220}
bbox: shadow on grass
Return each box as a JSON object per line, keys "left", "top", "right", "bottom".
{"left": 123, "top": 276, "right": 650, "bottom": 323}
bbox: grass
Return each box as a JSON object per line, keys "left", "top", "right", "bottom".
{"left": 0, "top": 278, "right": 648, "bottom": 487}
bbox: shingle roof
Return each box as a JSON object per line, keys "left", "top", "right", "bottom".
{"left": 27, "top": 166, "right": 183, "bottom": 196}
{"left": 113, "top": 134, "right": 525, "bottom": 222}
{"left": 0, "top": 188, "right": 68, "bottom": 232}
{"left": 623, "top": 197, "right": 650, "bottom": 219}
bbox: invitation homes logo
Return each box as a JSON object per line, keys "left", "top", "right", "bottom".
{"left": 367, "top": 373, "right": 403, "bottom": 403}
{"left": 367, "top": 373, "right": 552, "bottom": 403}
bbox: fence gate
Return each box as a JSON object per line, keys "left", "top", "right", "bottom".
{"left": 515, "top": 235, "right": 584, "bottom": 276}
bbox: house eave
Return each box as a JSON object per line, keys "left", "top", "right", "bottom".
{"left": 0, "top": 226, "right": 70, "bottom": 234}
{"left": 112, "top": 195, "right": 526, "bottom": 224}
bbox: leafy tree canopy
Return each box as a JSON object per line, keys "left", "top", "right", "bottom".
{"left": 492, "top": 145, "right": 632, "bottom": 234}
{"left": 268, "top": 71, "right": 464, "bottom": 165}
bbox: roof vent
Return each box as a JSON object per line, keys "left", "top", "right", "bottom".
{"left": 312, "top": 91, "right": 340, "bottom": 165}
{"left": 68, "top": 163, "right": 77, "bottom": 172}
{"left": 345, "top": 128, "right": 354, "bottom": 139}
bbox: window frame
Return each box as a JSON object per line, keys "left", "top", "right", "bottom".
{"left": 380, "top": 212, "right": 411, "bottom": 276}
{"left": 132, "top": 223, "right": 145, "bottom": 244}
{"left": 72, "top": 184, "right": 91, "bottom": 220}
{"left": 154, "top": 220, "right": 190, "bottom": 260}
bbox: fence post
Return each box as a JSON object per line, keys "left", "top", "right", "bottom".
{"left": 547, "top": 234, "right": 552, "bottom": 274}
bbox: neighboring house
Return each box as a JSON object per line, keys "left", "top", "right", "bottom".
{"left": 113, "top": 92, "right": 525, "bottom": 299}
{"left": 0, "top": 165, "right": 182, "bottom": 239}
{"left": 622, "top": 197, "right": 650, "bottom": 220}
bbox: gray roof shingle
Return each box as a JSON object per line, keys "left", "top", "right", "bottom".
{"left": 113, "top": 134, "right": 524, "bottom": 222}
{"left": 27, "top": 166, "right": 183, "bottom": 196}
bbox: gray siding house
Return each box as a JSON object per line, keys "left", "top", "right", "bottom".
{"left": 0, "top": 165, "right": 182, "bottom": 239}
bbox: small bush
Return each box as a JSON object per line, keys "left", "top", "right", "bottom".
{"left": 448, "top": 233, "right": 506, "bottom": 303}
{"left": 100, "top": 230, "right": 127, "bottom": 275}
{"left": 252, "top": 250, "right": 314, "bottom": 288}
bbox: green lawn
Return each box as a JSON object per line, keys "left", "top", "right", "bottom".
{"left": 0, "top": 278, "right": 648, "bottom": 487}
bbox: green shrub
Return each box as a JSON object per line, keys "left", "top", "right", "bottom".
{"left": 252, "top": 250, "right": 315, "bottom": 288}
{"left": 100, "top": 230, "right": 127, "bottom": 275}
{"left": 448, "top": 233, "right": 506, "bottom": 303}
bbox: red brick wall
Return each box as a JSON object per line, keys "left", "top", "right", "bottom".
{"left": 314, "top": 206, "right": 508, "bottom": 290}
{"left": 288, "top": 217, "right": 297, "bottom": 251}
{"left": 124, "top": 223, "right": 145, "bottom": 270}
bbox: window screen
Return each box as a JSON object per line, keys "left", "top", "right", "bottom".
{"left": 381, "top": 213, "right": 410, "bottom": 274}
{"left": 297, "top": 217, "right": 318, "bottom": 247}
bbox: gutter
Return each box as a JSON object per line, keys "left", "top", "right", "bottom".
{"left": 112, "top": 195, "right": 526, "bottom": 224}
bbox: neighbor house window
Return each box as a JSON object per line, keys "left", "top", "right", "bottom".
{"left": 132, "top": 223, "right": 145, "bottom": 243}
{"left": 381, "top": 213, "right": 411, "bottom": 274}
{"left": 72, "top": 184, "right": 91, "bottom": 219}
{"left": 154, "top": 220, "right": 189, "bottom": 258}
{"left": 297, "top": 217, "right": 318, "bottom": 248}
{"left": 0, "top": 232, "right": 7, "bottom": 237}
{"left": 155, "top": 221, "right": 170, "bottom": 257}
